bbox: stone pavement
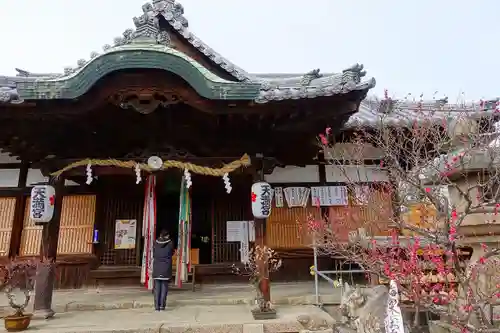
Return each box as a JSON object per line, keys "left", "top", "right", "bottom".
{"left": 21, "top": 305, "right": 334, "bottom": 333}
{"left": 1, "top": 282, "right": 342, "bottom": 315}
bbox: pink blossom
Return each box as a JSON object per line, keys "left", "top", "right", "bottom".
{"left": 319, "top": 134, "right": 328, "bottom": 145}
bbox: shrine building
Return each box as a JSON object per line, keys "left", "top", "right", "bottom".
{"left": 0, "top": 0, "right": 374, "bottom": 296}
{"left": 0, "top": 0, "right": 497, "bottom": 317}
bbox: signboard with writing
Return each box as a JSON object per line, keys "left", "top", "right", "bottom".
{"left": 114, "top": 219, "right": 137, "bottom": 250}
{"left": 273, "top": 187, "right": 284, "bottom": 207}
{"left": 227, "top": 221, "right": 255, "bottom": 242}
{"left": 226, "top": 221, "right": 242, "bottom": 242}
{"left": 240, "top": 220, "right": 250, "bottom": 263}
{"left": 385, "top": 280, "right": 405, "bottom": 333}
{"left": 248, "top": 220, "right": 255, "bottom": 242}
{"left": 30, "top": 185, "right": 56, "bottom": 224}
{"left": 283, "top": 187, "right": 310, "bottom": 207}
{"left": 251, "top": 182, "right": 272, "bottom": 219}
{"left": 310, "top": 186, "right": 348, "bottom": 206}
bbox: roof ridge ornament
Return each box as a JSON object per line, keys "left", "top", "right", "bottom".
{"left": 145, "top": 0, "right": 251, "bottom": 82}
{"left": 300, "top": 69, "right": 322, "bottom": 86}
{"left": 130, "top": 4, "right": 163, "bottom": 44}
{"left": 342, "top": 63, "right": 366, "bottom": 84}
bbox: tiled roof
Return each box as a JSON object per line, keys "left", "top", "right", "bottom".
{"left": 0, "top": 1, "right": 375, "bottom": 105}
{"left": 251, "top": 66, "right": 375, "bottom": 104}
{"left": 347, "top": 97, "right": 500, "bottom": 128}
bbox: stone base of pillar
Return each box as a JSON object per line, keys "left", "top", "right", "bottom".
{"left": 33, "top": 262, "right": 56, "bottom": 320}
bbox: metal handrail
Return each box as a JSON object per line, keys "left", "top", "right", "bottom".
{"left": 311, "top": 245, "right": 366, "bottom": 305}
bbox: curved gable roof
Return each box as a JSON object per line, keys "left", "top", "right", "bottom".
{"left": 0, "top": 1, "right": 375, "bottom": 104}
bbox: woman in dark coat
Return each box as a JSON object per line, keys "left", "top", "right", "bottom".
{"left": 152, "top": 230, "right": 174, "bottom": 311}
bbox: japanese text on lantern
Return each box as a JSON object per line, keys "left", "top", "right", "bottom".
{"left": 30, "top": 185, "right": 56, "bottom": 223}
{"left": 261, "top": 184, "right": 271, "bottom": 216}
{"left": 31, "top": 187, "right": 46, "bottom": 219}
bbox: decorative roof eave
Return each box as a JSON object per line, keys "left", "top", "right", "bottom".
{"left": 0, "top": 1, "right": 377, "bottom": 105}
{"left": 11, "top": 45, "right": 261, "bottom": 101}
{"left": 346, "top": 97, "right": 500, "bottom": 129}
{"left": 1, "top": 63, "right": 377, "bottom": 105}
{"left": 252, "top": 65, "right": 376, "bottom": 104}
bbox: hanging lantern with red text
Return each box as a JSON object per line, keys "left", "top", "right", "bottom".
{"left": 30, "top": 185, "right": 56, "bottom": 224}
{"left": 251, "top": 182, "right": 272, "bottom": 219}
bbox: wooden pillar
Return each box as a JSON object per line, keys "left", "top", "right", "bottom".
{"left": 316, "top": 155, "right": 328, "bottom": 278}
{"left": 253, "top": 157, "right": 271, "bottom": 303}
{"left": 255, "top": 215, "right": 270, "bottom": 302}
{"left": 9, "top": 162, "right": 29, "bottom": 257}
{"left": 33, "top": 176, "right": 64, "bottom": 319}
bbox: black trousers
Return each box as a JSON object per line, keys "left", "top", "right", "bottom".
{"left": 153, "top": 279, "right": 169, "bottom": 310}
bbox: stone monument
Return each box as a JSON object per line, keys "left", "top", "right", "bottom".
{"left": 336, "top": 282, "right": 409, "bottom": 333}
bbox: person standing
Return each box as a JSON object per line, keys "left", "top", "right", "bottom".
{"left": 152, "top": 229, "right": 174, "bottom": 311}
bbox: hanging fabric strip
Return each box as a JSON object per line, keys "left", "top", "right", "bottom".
{"left": 141, "top": 175, "right": 156, "bottom": 290}
{"left": 140, "top": 176, "right": 151, "bottom": 286}
{"left": 175, "top": 179, "right": 186, "bottom": 288}
{"left": 182, "top": 187, "right": 191, "bottom": 282}
{"left": 187, "top": 190, "right": 192, "bottom": 273}
{"left": 150, "top": 175, "right": 157, "bottom": 290}
{"left": 175, "top": 178, "right": 192, "bottom": 287}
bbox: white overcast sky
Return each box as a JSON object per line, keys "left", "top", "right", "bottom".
{"left": 1, "top": 0, "right": 497, "bottom": 101}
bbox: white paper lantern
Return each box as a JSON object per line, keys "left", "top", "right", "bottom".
{"left": 30, "top": 185, "right": 56, "bottom": 224}
{"left": 251, "top": 182, "right": 272, "bottom": 219}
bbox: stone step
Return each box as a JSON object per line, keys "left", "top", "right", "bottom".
{"left": 14, "top": 305, "right": 334, "bottom": 333}
{"left": 1, "top": 293, "right": 341, "bottom": 317}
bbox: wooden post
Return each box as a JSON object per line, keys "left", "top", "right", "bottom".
{"left": 254, "top": 216, "right": 270, "bottom": 302}
{"left": 33, "top": 176, "right": 64, "bottom": 319}
{"left": 253, "top": 157, "right": 271, "bottom": 303}
{"left": 9, "top": 162, "right": 29, "bottom": 257}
